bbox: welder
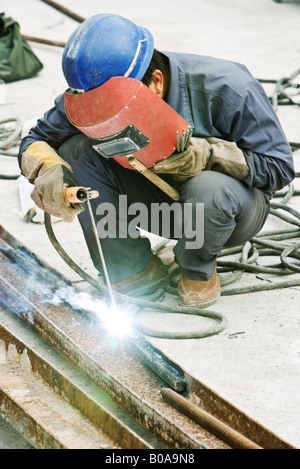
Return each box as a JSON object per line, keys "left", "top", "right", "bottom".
{"left": 18, "top": 14, "right": 295, "bottom": 307}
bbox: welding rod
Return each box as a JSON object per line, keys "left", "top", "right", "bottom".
{"left": 176, "top": 127, "right": 193, "bottom": 154}
{"left": 176, "top": 131, "right": 180, "bottom": 152}
{"left": 65, "top": 186, "right": 116, "bottom": 308}
{"left": 86, "top": 199, "right": 117, "bottom": 309}
{"left": 180, "top": 128, "right": 185, "bottom": 152}
{"left": 184, "top": 126, "right": 193, "bottom": 150}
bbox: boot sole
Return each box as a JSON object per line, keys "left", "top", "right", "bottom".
{"left": 178, "top": 291, "right": 221, "bottom": 308}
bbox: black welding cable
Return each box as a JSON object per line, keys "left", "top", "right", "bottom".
{"left": 0, "top": 118, "right": 22, "bottom": 149}
{"left": 220, "top": 191, "right": 300, "bottom": 295}
{"left": 269, "top": 68, "right": 300, "bottom": 111}
{"left": 0, "top": 174, "right": 20, "bottom": 179}
{"left": 0, "top": 118, "right": 23, "bottom": 179}
{"left": 280, "top": 240, "right": 300, "bottom": 273}
{"left": 168, "top": 182, "right": 300, "bottom": 296}
{"left": 0, "top": 149, "right": 19, "bottom": 157}
{"left": 273, "top": 182, "right": 295, "bottom": 204}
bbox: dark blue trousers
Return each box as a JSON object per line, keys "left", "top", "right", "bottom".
{"left": 58, "top": 134, "right": 270, "bottom": 283}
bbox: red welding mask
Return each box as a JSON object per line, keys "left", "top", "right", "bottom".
{"left": 64, "top": 76, "right": 189, "bottom": 170}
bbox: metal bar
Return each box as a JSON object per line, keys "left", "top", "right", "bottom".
{"left": 161, "top": 388, "right": 263, "bottom": 450}
{"left": 23, "top": 35, "right": 66, "bottom": 48}
{"left": 128, "top": 335, "right": 186, "bottom": 392}
{"left": 180, "top": 128, "right": 185, "bottom": 152}
{"left": 40, "top": 0, "right": 86, "bottom": 23}
{"left": 86, "top": 199, "right": 117, "bottom": 309}
{"left": 184, "top": 126, "right": 193, "bottom": 149}
{"left": 176, "top": 131, "right": 180, "bottom": 152}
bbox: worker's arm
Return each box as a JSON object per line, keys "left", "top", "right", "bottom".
{"left": 165, "top": 54, "right": 295, "bottom": 195}
{"left": 19, "top": 94, "right": 84, "bottom": 222}
{"left": 223, "top": 79, "right": 295, "bottom": 195}
{"left": 18, "top": 93, "right": 79, "bottom": 161}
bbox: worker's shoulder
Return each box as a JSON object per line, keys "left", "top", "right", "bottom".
{"left": 166, "top": 51, "right": 256, "bottom": 97}
{"left": 53, "top": 92, "right": 67, "bottom": 112}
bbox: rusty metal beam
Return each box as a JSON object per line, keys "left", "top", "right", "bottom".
{"left": 0, "top": 315, "right": 164, "bottom": 449}
{"left": 0, "top": 274, "right": 205, "bottom": 449}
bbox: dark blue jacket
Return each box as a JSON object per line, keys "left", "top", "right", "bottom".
{"left": 19, "top": 51, "right": 295, "bottom": 197}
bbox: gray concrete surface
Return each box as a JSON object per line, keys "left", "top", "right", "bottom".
{"left": 0, "top": 0, "right": 300, "bottom": 449}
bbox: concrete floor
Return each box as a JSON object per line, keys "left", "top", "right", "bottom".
{"left": 0, "top": 0, "right": 300, "bottom": 449}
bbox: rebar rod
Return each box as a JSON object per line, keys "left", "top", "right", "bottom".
{"left": 161, "top": 388, "right": 262, "bottom": 450}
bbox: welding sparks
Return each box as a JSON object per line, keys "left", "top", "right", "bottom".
{"left": 49, "top": 286, "right": 133, "bottom": 338}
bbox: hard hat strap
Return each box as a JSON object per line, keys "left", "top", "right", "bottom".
{"left": 124, "top": 38, "right": 147, "bottom": 78}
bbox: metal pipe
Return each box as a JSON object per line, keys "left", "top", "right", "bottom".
{"left": 40, "top": 0, "right": 86, "bottom": 23}
{"left": 23, "top": 35, "right": 66, "bottom": 48}
{"left": 161, "top": 388, "right": 262, "bottom": 449}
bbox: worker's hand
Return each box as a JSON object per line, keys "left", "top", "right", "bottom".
{"left": 31, "top": 165, "right": 84, "bottom": 222}
{"left": 21, "top": 141, "right": 84, "bottom": 222}
{"left": 153, "top": 136, "right": 249, "bottom": 182}
{"left": 153, "top": 137, "right": 210, "bottom": 181}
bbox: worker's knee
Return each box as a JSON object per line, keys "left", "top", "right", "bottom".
{"left": 181, "top": 171, "right": 241, "bottom": 220}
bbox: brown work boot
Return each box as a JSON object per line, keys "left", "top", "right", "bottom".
{"left": 178, "top": 266, "right": 221, "bottom": 308}
{"left": 111, "top": 256, "right": 169, "bottom": 297}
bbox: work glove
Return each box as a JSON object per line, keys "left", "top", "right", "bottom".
{"left": 205, "top": 137, "right": 249, "bottom": 180}
{"left": 153, "top": 137, "right": 210, "bottom": 182}
{"left": 153, "top": 136, "right": 249, "bottom": 182}
{"left": 21, "top": 141, "right": 84, "bottom": 222}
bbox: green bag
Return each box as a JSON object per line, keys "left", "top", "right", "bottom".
{"left": 0, "top": 13, "right": 43, "bottom": 82}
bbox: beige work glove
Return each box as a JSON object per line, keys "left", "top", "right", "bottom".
{"left": 21, "top": 141, "right": 84, "bottom": 222}
{"left": 153, "top": 137, "right": 210, "bottom": 182}
{"left": 153, "top": 136, "right": 249, "bottom": 182}
{"left": 205, "top": 137, "right": 249, "bottom": 180}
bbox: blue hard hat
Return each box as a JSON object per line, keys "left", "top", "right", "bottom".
{"left": 62, "top": 14, "right": 154, "bottom": 92}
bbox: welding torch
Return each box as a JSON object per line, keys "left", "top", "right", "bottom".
{"left": 65, "top": 186, "right": 117, "bottom": 309}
